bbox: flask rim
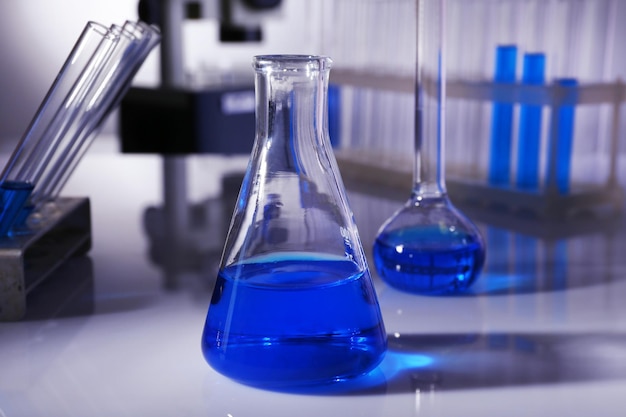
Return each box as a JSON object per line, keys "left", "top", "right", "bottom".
{"left": 253, "top": 55, "right": 332, "bottom": 74}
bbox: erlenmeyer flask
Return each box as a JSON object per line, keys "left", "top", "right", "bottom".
{"left": 373, "top": 0, "right": 486, "bottom": 294}
{"left": 201, "top": 55, "right": 387, "bottom": 388}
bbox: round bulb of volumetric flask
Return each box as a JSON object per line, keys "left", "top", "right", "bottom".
{"left": 373, "top": 195, "right": 485, "bottom": 294}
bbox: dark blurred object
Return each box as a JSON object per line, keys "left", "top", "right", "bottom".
{"left": 138, "top": 0, "right": 282, "bottom": 43}
{"left": 122, "top": 0, "right": 282, "bottom": 288}
{"left": 143, "top": 173, "right": 242, "bottom": 290}
{"left": 120, "top": 86, "right": 255, "bottom": 154}
{"left": 23, "top": 256, "right": 94, "bottom": 321}
{"left": 122, "top": 0, "right": 283, "bottom": 154}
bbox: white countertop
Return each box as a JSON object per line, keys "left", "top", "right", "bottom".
{"left": 1, "top": 138, "right": 625, "bottom": 416}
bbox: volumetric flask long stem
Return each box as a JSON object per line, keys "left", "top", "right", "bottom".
{"left": 0, "top": 21, "right": 112, "bottom": 236}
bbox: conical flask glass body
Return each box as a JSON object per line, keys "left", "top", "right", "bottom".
{"left": 201, "top": 55, "right": 387, "bottom": 388}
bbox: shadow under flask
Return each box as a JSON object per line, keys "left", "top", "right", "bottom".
{"left": 201, "top": 55, "right": 387, "bottom": 388}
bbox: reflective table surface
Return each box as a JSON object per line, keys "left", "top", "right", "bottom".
{"left": 1, "top": 138, "right": 625, "bottom": 416}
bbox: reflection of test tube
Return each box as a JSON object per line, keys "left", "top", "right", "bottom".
{"left": 546, "top": 78, "right": 578, "bottom": 194}
{"left": 516, "top": 53, "right": 545, "bottom": 190}
{"left": 0, "top": 22, "right": 114, "bottom": 236}
{"left": 35, "top": 22, "right": 161, "bottom": 204}
{"left": 488, "top": 45, "right": 517, "bottom": 186}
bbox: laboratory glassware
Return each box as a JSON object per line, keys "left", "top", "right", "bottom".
{"left": 25, "top": 23, "right": 136, "bottom": 209}
{"left": 34, "top": 22, "right": 161, "bottom": 205}
{"left": 0, "top": 21, "right": 114, "bottom": 236}
{"left": 1, "top": 21, "right": 160, "bottom": 235}
{"left": 372, "top": 0, "right": 486, "bottom": 294}
{"left": 201, "top": 55, "right": 387, "bottom": 388}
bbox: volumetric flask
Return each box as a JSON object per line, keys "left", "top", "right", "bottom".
{"left": 201, "top": 55, "right": 387, "bottom": 388}
{"left": 373, "top": 0, "right": 486, "bottom": 294}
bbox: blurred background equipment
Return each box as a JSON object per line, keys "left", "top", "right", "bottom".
{"left": 323, "top": 0, "right": 625, "bottom": 226}
{"left": 118, "top": 0, "right": 285, "bottom": 288}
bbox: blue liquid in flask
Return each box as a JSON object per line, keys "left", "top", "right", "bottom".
{"left": 0, "top": 181, "right": 34, "bottom": 236}
{"left": 373, "top": 226, "right": 485, "bottom": 294}
{"left": 201, "top": 253, "right": 387, "bottom": 388}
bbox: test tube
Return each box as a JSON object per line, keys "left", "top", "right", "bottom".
{"left": 0, "top": 21, "right": 114, "bottom": 236}
{"left": 35, "top": 22, "right": 161, "bottom": 204}
{"left": 488, "top": 44, "right": 517, "bottom": 187}
{"left": 17, "top": 25, "right": 134, "bottom": 212}
{"left": 546, "top": 78, "right": 578, "bottom": 194}
{"left": 515, "top": 52, "right": 546, "bottom": 190}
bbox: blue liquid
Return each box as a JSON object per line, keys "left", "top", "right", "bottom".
{"left": 488, "top": 45, "right": 517, "bottom": 186}
{"left": 546, "top": 78, "right": 578, "bottom": 194}
{"left": 328, "top": 84, "right": 341, "bottom": 147}
{"left": 202, "top": 254, "right": 387, "bottom": 388}
{"left": 373, "top": 226, "right": 485, "bottom": 294}
{"left": 516, "top": 53, "right": 545, "bottom": 190}
{"left": 0, "top": 181, "right": 34, "bottom": 237}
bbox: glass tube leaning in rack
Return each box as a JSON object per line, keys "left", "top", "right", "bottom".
{"left": 9, "top": 24, "right": 130, "bottom": 232}
{"left": 23, "top": 24, "right": 135, "bottom": 219}
{"left": 0, "top": 21, "right": 117, "bottom": 236}
{"left": 33, "top": 21, "right": 161, "bottom": 209}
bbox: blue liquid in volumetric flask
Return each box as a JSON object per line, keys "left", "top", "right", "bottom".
{"left": 202, "top": 254, "right": 387, "bottom": 388}
{"left": 0, "top": 181, "right": 34, "bottom": 236}
{"left": 373, "top": 226, "right": 485, "bottom": 294}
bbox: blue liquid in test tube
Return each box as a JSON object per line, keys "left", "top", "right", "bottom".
{"left": 516, "top": 53, "right": 545, "bottom": 190}
{"left": 546, "top": 78, "right": 578, "bottom": 194}
{"left": 0, "top": 181, "right": 34, "bottom": 236}
{"left": 488, "top": 45, "right": 517, "bottom": 186}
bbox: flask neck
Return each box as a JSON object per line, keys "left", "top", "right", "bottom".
{"left": 413, "top": 0, "right": 447, "bottom": 199}
{"left": 413, "top": 87, "right": 447, "bottom": 199}
{"left": 254, "top": 56, "right": 331, "bottom": 170}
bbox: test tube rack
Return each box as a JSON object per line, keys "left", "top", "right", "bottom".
{"left": 332, "top": 70, "right": 625, "bottom": 230}
{"left": 0, "top": 198, "right": 91, "bottom": 321}
{"left": 445, "top": 77, "right": 625, "bottom": 220}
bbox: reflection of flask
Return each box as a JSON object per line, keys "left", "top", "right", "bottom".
{"left": 373, "top": 0, "right": 485, "bottom": 294}
{"left": 201, "top": 55, "right": 387, "bottom": 388}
